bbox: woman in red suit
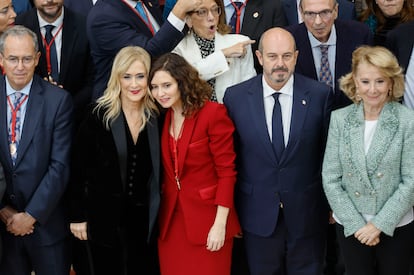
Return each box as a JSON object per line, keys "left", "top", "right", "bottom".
{"left": 149, "top": 53, "right": 240, "bottom": 275}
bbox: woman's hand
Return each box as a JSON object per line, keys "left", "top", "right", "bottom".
{"left": 206, "top": 222, "right": 226, "bottom": 251}
{"left": 222, "top": 40, "right": 255, "bottom": 58}
{"left": 70, "top": 222, "right": 88, "bottom": 240}
{"left": 354, "top": 222, "right": 381, "bottom": 246}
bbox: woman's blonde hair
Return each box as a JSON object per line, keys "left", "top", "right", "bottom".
{"left": 94, "top": 46, "right": 158, "bottom": 130}
{"left": 339, "top": 45, "right": 405, "bottom": 103}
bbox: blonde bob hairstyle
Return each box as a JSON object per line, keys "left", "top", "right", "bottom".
{"left": 339, "top": 45, "right": 405, "bottom": 103}
{"left": 94, "top": 46, "right": 158, "bottom": 130}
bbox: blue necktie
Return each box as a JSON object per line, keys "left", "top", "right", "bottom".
{"left": 272, "top": 93, "right": 285, "bottom": 161}
{"left": 229, "top": 1, "right": 243, "bottom": 33}
{"left": 135, "top": 1, "right": 154, "bottom": 31}
{"left": 45, "top": 24, "right": 59, "bottom": 82}
{"left": 319, "top": 45, "right": 333, "bottom": 87}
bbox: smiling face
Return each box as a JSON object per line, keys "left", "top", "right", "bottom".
{"left": 376, "top": 0, "right": 404, "bottom": 17}
{"left": 150, "top": 70, "right": 182, "bottom": 111}
{"left": 33, "top": 0, "right": 63, "bottom": 22}
{"left": 354, "top": 62, "right": 392, "bottom": 114}
{"left": 119, "top": 60, "right": 148, "bottom": 105}
{"left": 187, "top": 0, "right": 220, "bottom": 40}
{"left": 0, "top": 0, "right": 16, "bottom": 34}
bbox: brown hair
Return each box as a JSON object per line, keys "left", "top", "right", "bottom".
{"left": 149, "top": 53, "right": 212, "bottom": 117}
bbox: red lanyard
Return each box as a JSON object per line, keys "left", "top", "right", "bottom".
{"left": 7, "top": 94, "right": 28, "bottom": 144}
{"left": 123, "top": 0, "right": 155, "bottom": 35}
{"left": 230, "top": 0, "right": 248, "bottom": 34}
{"left": 171, "top": 113, "right": 184, "bottom": 190}
{"left": 41, "top": 24, "right": 63, "bottom": 78}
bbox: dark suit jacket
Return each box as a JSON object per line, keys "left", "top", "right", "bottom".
{"left": 223, "top": 73, "right": 333, "bottom": 239}
{"left": 88, "top": 0, "right": 186, "bottom": 100}
{"left": 0, "top": 75, "right": 73, "bottom": 246}
{"left": 282, "top": 0, "right": 356, "bottom": 25}
{"left": 158, "top": 102, "right": 240, "bottom": 245}
{"left": 239, "top": 0, "right": 287, "bottom": 73}
{"left": 64, "top": 0, "right": 93, "bottom": 16}
{"left": 16, "top": 7, "right": 94, "bottom": 124}
{"left": 68, "top": 107, "right": 161, "bottom": 245}
{"left": 286, "top": 19, "right": 373, "bottom": 109}
{"left": 386, "top": 20, "right": 414, "bottom": 72}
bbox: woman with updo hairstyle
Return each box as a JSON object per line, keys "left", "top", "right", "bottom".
{"left": 322, "top": 45, "right": 414, "bottom": 275}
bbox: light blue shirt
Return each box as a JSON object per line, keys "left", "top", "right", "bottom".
{"left": 6, "top": 78, "right": 33, "bottom": 137}
{"left": 403, "top": 47, "right": 414, "bottom": 109}
{"left": 223, "top": 0, "right": 247, "bottom": 30}
{"left": 308, "top": 25, "right": 337, "bottom": 90}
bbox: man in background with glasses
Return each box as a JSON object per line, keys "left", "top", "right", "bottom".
{"left": 286, "top": 1, "right": 372, "bottom": 274}
{"left": 286, "top": 0, "right": 372, "bottom": 110}
{"left": 0, "top": 25, "right": 73, "bottom": 275}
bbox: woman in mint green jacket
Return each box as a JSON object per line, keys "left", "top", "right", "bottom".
{"left": 322, "top": 45, "right": 414, "bottom": 275}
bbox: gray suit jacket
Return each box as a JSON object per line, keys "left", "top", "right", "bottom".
{"left": 322, "top": 102, "right": 414, "bottom": 237}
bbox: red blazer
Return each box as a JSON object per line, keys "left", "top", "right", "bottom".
{"left": 158, "top": 101, "right": 240, "bottom": 244}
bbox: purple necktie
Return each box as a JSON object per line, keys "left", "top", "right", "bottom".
{"left": 319, "top": 45, "right": 333, "bottom": 87}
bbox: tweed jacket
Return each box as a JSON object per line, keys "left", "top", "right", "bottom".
{"left": 322, "top": 102, "right": 414, "bottom": 237}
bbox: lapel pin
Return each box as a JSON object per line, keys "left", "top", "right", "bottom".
{"left": 148, "top": 2, "right": 153, "bottom": 7}
{"left": 302, "top": 100, "right": 306, "bottom": 105}
{"left": 253, "top": 12, "right": 259, "bottom": 18}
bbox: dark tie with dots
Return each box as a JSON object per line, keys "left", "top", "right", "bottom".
{"left": 45, "top": 24, "right": 59, "bottom": 81}
{"left": 272, "top": 93, "right": 284, "bottom": 160}
{"left": 319, "top": 45, "right": 332, "bottom": 87}
{"left": 229, "top": 2, "right": 243, "bottom": 33}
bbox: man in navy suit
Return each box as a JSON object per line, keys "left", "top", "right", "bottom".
{"left": 224, "top": 27, "right": 333, "bottom": 275}
{"left": 0, "top": 25, "right": 73, "bottom": 275}
{"left": 16, "top": 0, "right": 94, "bottom": 127}
{"left": 282, "top": 0, "right": 356, "bottom": 25}
{"left": 286, "top": 0, "right": 372, "bottom": 110}
{"left": 87, "top": 0, "right": 201, "bottom": 100}
{"left": 64, "top": 0, "right": 94, "bottom": 16}
{"left": 386, "top": 21, "right": 414, "bottom": 109}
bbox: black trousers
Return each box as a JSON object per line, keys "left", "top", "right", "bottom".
{"left": 336, "top": 222, "right": 414, "bottom": 275}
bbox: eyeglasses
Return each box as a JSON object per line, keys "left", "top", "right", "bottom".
{"left": 3, "top": 56, "right": 36, "bottom": 66}
{"left": 302, "top": 8, "right": 335, "bottom": 21}
{"left": 190, "top": 6, "right": 221, "bottom": 17}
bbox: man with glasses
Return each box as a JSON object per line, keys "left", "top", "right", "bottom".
{"left": 0, "top": 25, "right": 73, "bottom": 275}
{"left": 286, "top": 0, "right": 372, "bottom": 110}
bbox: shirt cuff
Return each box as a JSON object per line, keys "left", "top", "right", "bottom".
{"left": 167, "top": 12, "right": 186, "bottom": 32}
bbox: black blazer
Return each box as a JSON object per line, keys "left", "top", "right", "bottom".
{"left": 286, "top": 19, "right": 373, "bottom": 109}
{"left": 16, "top": 7, "right": 94, "bottom": 124}
{"left": 239, "top": 0, "right": 287, "bottom": 73}
{"left": 386, "top": 20, "right": 414, "bottom": 72}
{"left": 64, "top": 0, "right": 93, "bottom": 16}
{"left": 68, "top": 107, "right": 162, "bottom": 246}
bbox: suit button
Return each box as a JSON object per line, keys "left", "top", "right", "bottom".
{"left": 347, "top": 173, "right": 352, "bottom": 177}
{"left": 279, "top": 202, "right": 284, "bottom": 208}
{"left": 9, "top": 194, "right": 15, "bottom": 200}
{"left": 354, "top": 191, "right": 360, "bottom": 197}
{"left": 376, "top": 172, "right": 383, "bottom": 178}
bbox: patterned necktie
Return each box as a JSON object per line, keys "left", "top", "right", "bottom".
{"left": 45, "top": 24, "right": 59, "bottom": 82}
{"left": 9, "top": 92, "right": 23, "bottom": 164}
{"left": 272, "top": 93, "right": 284, "bottom": 161}
{"left": 319, "top": 45, "right": 333, "bottom": 87}
{"left": 229, "top": 1, "right": 243, "bottom": 33}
